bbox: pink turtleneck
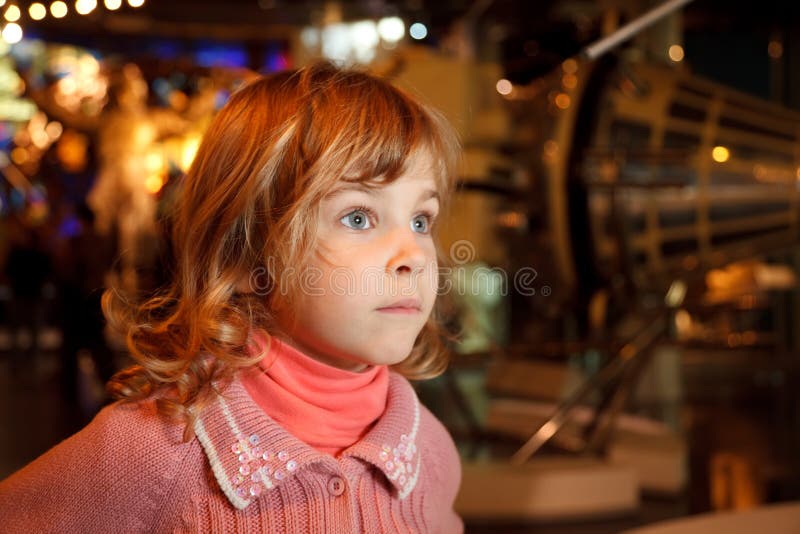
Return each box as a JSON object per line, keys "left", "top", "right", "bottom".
{"left": 239, "top": 335, "right": 389, "bottom": 456}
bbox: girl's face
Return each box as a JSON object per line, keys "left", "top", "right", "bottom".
{"left": 276, "top": 151, "right": 440, "bottom": 372}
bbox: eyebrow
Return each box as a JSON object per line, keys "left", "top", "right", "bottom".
{"left": 420, "top": 189, "right": 440, "bottom": 202}
{"left": 324, "top": 184, "right": 378, "bottom": 199}
{"left": 325, "top": 184, "right": 440, "bottom": 203}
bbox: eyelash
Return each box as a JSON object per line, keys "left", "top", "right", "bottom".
{"left": 352, "top": 204, "right": 378, "bottom": 226}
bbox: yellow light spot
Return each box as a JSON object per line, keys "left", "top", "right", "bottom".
{"left": 561, "top": 58, "right": 578, "bottom": 74}
{"left": 4, "top": 4, "right": 19, "bottom": 21}
{"left": 668, "top": 44, "right": 684, "bottom": 62}
{"left": 181, "top": 136, "right": 200, "bottom": 170}
{"left": 104, "top": 0, "right": 121, "bottom": 8}
{"left": 561, "top": 73, "right": 577, "bottom": 90}
{"left": 145, "top": 151, "right": 163, "bottom": 172}
{"left": 51, "top": 1, "right": 68, "bottom": 18}
{"left": 29, "top": 2, "right": 47, "bottom": 19}
{"left": 768, "top": 40, "right": 783, "bottom": 59}
{"left": 145, "top": 175, "right": 164, "bottom": 194}
{"left": 554, "top": 92, "right": 570, "bottom": 109}
{"left": 127, "top": 0, "right": 145, "bottom": 7}
{"left": 75, "top": 0, "right": 97, "bottom": 15}
{"left": 495, "top": 78, "right": 512, "bottom": 96}
{"left": 711, "top": 145, "right": 729, "bottom": 163}
{"left": 2, "top": 22, "right": 22, "bottom": 44}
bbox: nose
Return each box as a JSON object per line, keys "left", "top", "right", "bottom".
{"left": 385, "top": 226, "right": 428, "bottom": 276}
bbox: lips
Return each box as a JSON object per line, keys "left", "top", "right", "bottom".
{"left": 377, "top": 298, "right": 422, "bottom": 312}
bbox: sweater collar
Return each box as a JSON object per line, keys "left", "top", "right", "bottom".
{"left": 194, "top": 371, "right": 421, "bottom": 510}
{"left": 239, "top": 337, "right": 390, "bottom": 455}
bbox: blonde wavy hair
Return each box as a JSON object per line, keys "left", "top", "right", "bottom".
{"left": 104, "top": 61, "right": 461, "bottom": 441}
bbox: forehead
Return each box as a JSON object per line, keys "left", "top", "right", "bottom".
{"left": 327, "top": 152, "right": 439, "bottom": 200}
{"left": 341, "top": 148, "right": 438, "bottom": 186}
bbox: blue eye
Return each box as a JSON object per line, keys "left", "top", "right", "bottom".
{"left": 411, "top": 213, "right": 432, "bottom": 234}
{"left": 341, "top": 209, "right": 372, "bottom": 230}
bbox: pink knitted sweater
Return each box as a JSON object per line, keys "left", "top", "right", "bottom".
{"left": 0, "top": 372, "right": 463, "bottom": 533}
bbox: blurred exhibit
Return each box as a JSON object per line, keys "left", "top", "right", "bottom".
{"left": 1, "top": 0, "right": 799, "bottom": 532}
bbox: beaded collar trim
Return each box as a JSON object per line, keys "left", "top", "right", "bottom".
{"left": 194, "top": 374, "right": 422, "bottom": 510}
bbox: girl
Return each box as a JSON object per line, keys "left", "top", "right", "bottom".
{"left": 0, "top": 62, "right": 463, "bottom": 532}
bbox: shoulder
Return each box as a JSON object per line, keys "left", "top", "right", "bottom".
{"left": 62, "top": 397, "right": 189, "bottom": 464}
{"left": 0, "top": 398, "right": 198, "bottom": 532}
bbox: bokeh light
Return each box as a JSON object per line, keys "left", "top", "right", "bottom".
{"left": 496, "top": 78, "right": 512, "bottom": 96}
{"left": 2, "top": 22, "right": 22, "bottom": 44}
{"left": 409, "top": 22, "right": 427, "bottom": 40}
{"left": 51, "top": 1, "right": 68, "bottom": 18}
{"left": 712, "top": 146, "right": 730, "bottom": 163}
{"left": 377, "top": 17, "right": 404, "bottom": 43}
{"left": 29, "top": 3, "right": 47, "bottom": 20}
{"left": 75, "top": 0, "right": 97, "bottom": 15}
{"left": 668, "top": 44, "right": 685, "bottom": 62}
{"left": 4, "top": 4, "right": 20, "bottom": 22}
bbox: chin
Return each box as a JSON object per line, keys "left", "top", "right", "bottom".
{"left": 370, "top": 341, "right": 415, "bottom": 366}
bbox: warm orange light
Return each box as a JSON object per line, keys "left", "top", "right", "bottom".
{"left": 554, "top": 92, "right": 570, "bottom": 109}
{"left": 668, "top": 44, "right": 684, "bottom": 62}
{"left": 144, "top": 175, "right": 164, "bottom": 194}
{"left": 10, "top": 147, "right": 28, "bottom": 164}
{"left": 561, "top": 58, "right": 578, "bottom": 74}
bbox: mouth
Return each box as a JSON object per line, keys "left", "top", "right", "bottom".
{"left": 376, "top": 298, "right": 422, "bottom": 314}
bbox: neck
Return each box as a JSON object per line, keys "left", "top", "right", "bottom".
{"left": 275, "top": 335, "right": 370, "bottom": 373}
